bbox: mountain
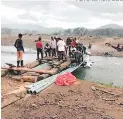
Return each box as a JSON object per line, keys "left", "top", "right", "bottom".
{"left": 98, "top": 24, "right": 123, "bottom": 29}
{"left": 56, "top": 24, "right": 123, "bottom": 36}
{"left": 1, "top": 24, "right": 63, "bottom": 34}
{"left": 2, "top": 23, "right": 123, "bottom": 36}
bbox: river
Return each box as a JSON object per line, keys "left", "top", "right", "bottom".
{"left": 1, "top": 46, "right": 123, "bottom": 87}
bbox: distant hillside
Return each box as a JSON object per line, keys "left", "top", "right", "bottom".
{"left": 98, "top": 24, "right": 123, "bottom": 29}
{"left": 54, "top": 24, "right": 123, "bottom": 37}
{"left": 1, "top": 24, "right": 63, "bottom": 34}
{"left": 2, "top": 24, "right": 123, "bottom": 37}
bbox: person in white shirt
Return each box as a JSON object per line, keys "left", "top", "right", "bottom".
{"left": 50, "top": 37, "right": 57, "bottom": 57}
{"left": 57, "top": 38, "right": 67, "bottom": 61}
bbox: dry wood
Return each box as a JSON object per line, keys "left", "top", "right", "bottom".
{"left": 102, "top": 97, "right": 116, "bottom": 101}
{"left": 24, "top": 61, "right": 40, "bottom": 68}
{"left": 10, "top": 63, "right": 54, "bottom": 82}
{"left": 37, "top": 61, "right": 64, "bottom": 81}
{"left": 91, "top": 86, "right": 123, "bottom": 96}
{"left": 1, "top": 67, "right": 52, "bottom": 74}
{"left": 44, "top": 60, "right": 71, "bottom": 75}
{"left": 2, "top": 60, "right": 71, "bottom": 75}
{"left": 1, "top": 60, "right": 41, "bottom": 77}
{"left": 1, "top": 87, "right": 27, "bottom": 109}
{"left": 43, "top": 57, "right": 58, "bottom": 61}
{"left": 1, "top": 95, "right": 21, "bottom": 109}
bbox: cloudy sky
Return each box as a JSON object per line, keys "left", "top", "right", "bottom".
{"left": 1, "top": 0, "right": 123, "bottom": 29}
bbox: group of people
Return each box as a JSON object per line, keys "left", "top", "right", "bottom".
{"left": 14, "top": 34, "right": 87, "bottom": 67}
{"left": 35, "top": 37, "right": 66, "bottom": 61}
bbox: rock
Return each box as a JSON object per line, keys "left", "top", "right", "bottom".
{"left": 91, "top": 86, "right": 96, "bottom": 91}
{"left": 49, "top": 115, "right": 57, "bottom": 119}
{"left": 103, "top": 116, "right": 114, "bottom": 119}
{"left": 31, "top": 103, "right": 38, "bottom": 108}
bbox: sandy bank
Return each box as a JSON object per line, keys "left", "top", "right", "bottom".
{"left": 1, "top": 78, "right": 123, "bottom": 119}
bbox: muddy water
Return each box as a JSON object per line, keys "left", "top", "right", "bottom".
{"left": 1, "top": 53, "right": 37, "bottom": 67}
{"left": 1, "top": 46, "right": 123, "bottom": 87}
{"left": 73, "top": 56, "right": 123, "bottom": 87}
{"left": 1, "top": 46, "right": 37, "bottom": 67}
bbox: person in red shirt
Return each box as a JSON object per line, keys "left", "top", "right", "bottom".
{"left": 36, "top": 37, "right": 43, "bottom": 60}
{"left": 71, "top": 38, "right": 77, "bottom": 47}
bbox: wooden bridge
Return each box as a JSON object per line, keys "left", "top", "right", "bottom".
{"left": 1, "top": 57, "right": 75, "bottom": 83}
{"left": 1, "top": 57, "right": 80, "bottom": 108}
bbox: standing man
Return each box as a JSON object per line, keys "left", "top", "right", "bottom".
{"left": 66, "top": 37, "right": 72, "bottom": 56}
{"left": 14, "top": 33, "right": 24, "bottom": 67}
{"left": 50, "top": 37, "right": 57, "bottom": 57}
{"left": 57, "top": 38, "right": 67, "bottom": 61}
{"left": 36, "top": 37, "right": 43, "bottom": 60}
{"left": 71, "top": 38, "right": 77, "bottom": 48}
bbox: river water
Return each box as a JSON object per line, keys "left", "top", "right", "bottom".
{"left": 73, "top": 56, "right": 123, "bottom": 87}
{"left": 1, "top": 46, "right": 123, "bottom": 87}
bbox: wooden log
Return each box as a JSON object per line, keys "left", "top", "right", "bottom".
{"left": 1, "top": 67, "right": 51, "bottom": 74}
{"left": 60, "top": 60, "right": 71, "bottom": 70}
{"left": 43, "top": 57, "right": 58, "bottom": 61}
{"left": 1, "top": 60, "right": 67, "bottom": 75}
{"left": 1, "top": 57, "right": 57, "bottom": 77}
{"left": 1, "top": 87, "right": 27, "bottom": 109}
{"left": 10, "top": 65, "right": 54, "bottom": 82}
{"left": 43, "top": 60, "right": 71, "bottom": 75}
{"left": 22, "top": 65, "right": 54, "bottom": 82}
{"left": 9, "top": 61, "right": 56, "bottom": 82}
{"left": 24, "top": 60, "right": 41, "bottom": 68}
{"left": 1, "top": 60, "right": 41, "bottom": 77}
{"left": 20, "top": 60, "right": 70, "bottom": 82}
{"left": 22, "top": 76, "right": 38, "bottom": 83}
{"left": 1, "top": 70, "right": 8, "bottom": 77}
{"left": 11, "top": 75, "right": 37, "bottom": 83}
{"left": 37, "top": 61, "right": 63, "bottom": 81}
{"left": 22, "top": 64, "right": 53, "bottom": 76}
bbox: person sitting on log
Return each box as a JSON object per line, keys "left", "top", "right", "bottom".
{"left": 44, "top": 43, "right": 51, "bottom": 57}
{"left": 57, "top": 38, "right": 67, "bottom": 61}
{"left": 69, "top": 46, "right": 76, "bottom": 58}
{"left": 72, "top": 49, "right": 83, "bottom": 65}
{"left": 36, "top": 37, "right": 43, "bottom": 60}
{"left": 14, "top": 33, "right": 24, "bottom": 67}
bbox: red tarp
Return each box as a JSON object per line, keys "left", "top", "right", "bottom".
{"left": 55, "top": 72, "right": 77, "bottom": 86}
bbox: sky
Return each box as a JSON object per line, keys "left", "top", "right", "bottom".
{"left": 1, "top": 0, "right": 123, "bottom": 29}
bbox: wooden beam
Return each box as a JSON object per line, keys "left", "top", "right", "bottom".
{"left": 1, "top": 60, "right": 41, "bottom": 77}
{"left": 1, "top": 60, "right": 69, "bottom": 75}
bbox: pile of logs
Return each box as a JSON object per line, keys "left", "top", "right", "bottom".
{"left": 1, "top": 57, "right": 71, "bottom": 83}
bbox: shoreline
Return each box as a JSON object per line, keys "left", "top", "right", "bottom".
{"left": 1, "top": 45, "right": 123, "bottom": 58}
{"left": 1, "top": 35, "right": 123, "bottom": 119}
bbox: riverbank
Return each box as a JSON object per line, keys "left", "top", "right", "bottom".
{"left": 1, "top": 34, "right": 123, "bottom": 57}
{"left": 1, "top": 79, "right": 123, "bottom": 119}
{"left": 1, "top": 34, "right": 123, "bottom": 118}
